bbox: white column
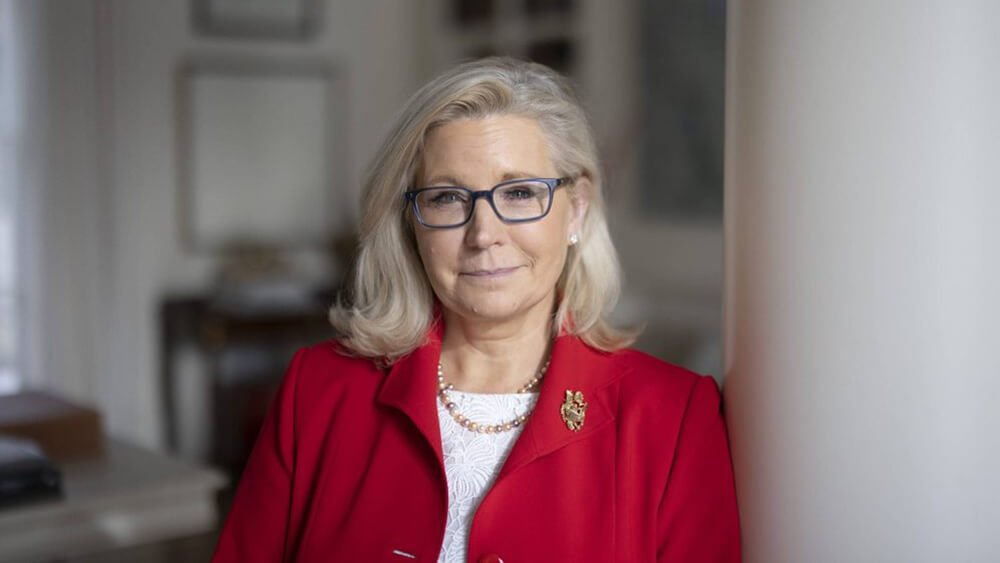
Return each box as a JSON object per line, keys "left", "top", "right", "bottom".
{"left": 724, "top": 2, "right": 1000, "bottom": 562}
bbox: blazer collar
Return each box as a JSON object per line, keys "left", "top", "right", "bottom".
{"left": 374, "top": 318, "right": 624, "bottom": 480}
{"left": 375, "top": 318, "right": 447, "bottom": 464}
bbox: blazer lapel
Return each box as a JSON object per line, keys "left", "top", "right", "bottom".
{"left": 496, "top": 334, "right": 623, "bottom": 482}
{"left": 374, "top": 319, "right": 446, "bottom": 466}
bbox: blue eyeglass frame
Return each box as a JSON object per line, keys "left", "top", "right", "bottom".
{"left": 404, "top": 177, "right": 573, "bottom": 229}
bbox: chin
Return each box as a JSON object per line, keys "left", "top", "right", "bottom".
{"left": 448, "top": 291, "right": 527, "bottom": 321}
{"left": 450, "top": 286, "right": 558, "bottom": 324}
{"left": 461, "top": 299, "right": 523, "bottom": 321}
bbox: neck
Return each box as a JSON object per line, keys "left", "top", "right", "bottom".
{"left": 439, "top": 306, "right": 554, "bottom": 394}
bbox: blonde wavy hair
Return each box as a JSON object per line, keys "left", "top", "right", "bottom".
{"left": 330, "top": 57, "right": 639, "bottom": 362}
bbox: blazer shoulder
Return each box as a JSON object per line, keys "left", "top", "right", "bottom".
{"left": 287, "top": 339, "right": 383, "bottom": 399}
{"left": 298, "top": 339, "right": 376, "bottom": 368}
{"left": 608, "top": 349, "right": 724, "bottom": 480}
{"left": 613, "top": 347, "right": 708, "bottom": 389}
{"left": 610, "top": 347, "right": 719, "bottom": 417}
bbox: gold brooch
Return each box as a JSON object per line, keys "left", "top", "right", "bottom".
{"left": 560, "top": 390, "right": 587, "bottom": 432}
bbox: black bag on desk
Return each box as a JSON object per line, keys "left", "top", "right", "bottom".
{"left": 0, "top": 435, "right": 62, "bottom": 508}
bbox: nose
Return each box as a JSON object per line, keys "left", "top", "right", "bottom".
{"left": 464, "top": 196, "right": 504, "bottom": 248}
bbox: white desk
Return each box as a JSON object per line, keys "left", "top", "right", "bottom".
{"left": 0, "top": 439, "right": 227, "bottom": 562}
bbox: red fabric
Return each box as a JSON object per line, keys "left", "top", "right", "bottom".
{"left": 213, "top": 321, "right": 741, "bottom": 562}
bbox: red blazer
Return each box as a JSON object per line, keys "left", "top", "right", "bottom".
{"left": 213, "top": 321, "right": 740, "bottom": 562}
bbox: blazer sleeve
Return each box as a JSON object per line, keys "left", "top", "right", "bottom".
{"left": 212, "top": 348, "right": 307, "bottom": 563}
{"left": 656, "top": 375, "right": 741, "bottom": 562}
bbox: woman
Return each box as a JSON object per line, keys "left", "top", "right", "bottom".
{"left": 213, "top": 57, "right": 740, "bottom": 562}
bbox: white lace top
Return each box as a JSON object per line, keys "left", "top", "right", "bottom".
{"left": 436, "top": 389, "right": 539, "bottom": 563}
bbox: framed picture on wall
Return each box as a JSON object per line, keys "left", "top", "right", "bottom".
{"left": 191, "top": 0, "right": 319, "bottom": 40}
{"left": 639, "top": 0, "right": 725, "bottom": 220}
{"left": 175, "top": 58, "right": 345, "bottom": 253}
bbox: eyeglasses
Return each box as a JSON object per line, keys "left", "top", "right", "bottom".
{"left": 405, "top": 177, "right": 573, "bottom": 229}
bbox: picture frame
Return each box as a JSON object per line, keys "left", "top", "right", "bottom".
{"left": 638, "top": 0, "right": 725, "bottom": 220}
{"left": 191, "top": 0, "right": 319, "bottom": 40}
{"left": 175, "top": 57, "right": 346, "bottom": 253}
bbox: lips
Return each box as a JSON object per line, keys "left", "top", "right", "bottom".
{"left": 460, "top": 266, "right": 521, "bottom": 277}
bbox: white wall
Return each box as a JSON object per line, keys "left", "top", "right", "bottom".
{"left": 725, "top": 1, "right": 1000, "bottom": 560}
{"left": 19, "top": 0, "right": 106, "bottom": 406}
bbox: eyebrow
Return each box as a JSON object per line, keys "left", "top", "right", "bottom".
{"left": 423, "top": 171, "right": 544, "bottom": 187}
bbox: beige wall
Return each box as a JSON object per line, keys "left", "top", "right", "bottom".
{"left": 27, "top": 0, "right": 424, "bottom": 448}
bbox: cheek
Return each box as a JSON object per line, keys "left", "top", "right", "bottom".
{"left": 416, "top": 233, "right": 459, "bottom": 278}
{"left": 418, "top": 243, "right": 441, "bottom": 275}
{"left": 523, "top": 232, "right": 568, "bottom": 273}
{"left": 526, "top": 215, "right": 570, "bottom": 265}
{"left": 546, "top": 243, "right": 569, "bottom": 273}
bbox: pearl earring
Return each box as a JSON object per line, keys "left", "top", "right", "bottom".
{"left": 569, "top": 234, "right": 579, "bottom": 245}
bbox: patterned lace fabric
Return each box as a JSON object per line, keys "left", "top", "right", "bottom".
{"left": 436, "top": 389, "right": 539, "bottom": 563}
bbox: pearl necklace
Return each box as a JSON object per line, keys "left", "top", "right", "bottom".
{"left": 437, "top": 358, "right": 550, "bottom": 434}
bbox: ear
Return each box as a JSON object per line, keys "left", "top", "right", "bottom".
{"left": 567, "top": 176, "right": 591, "bottom": 237}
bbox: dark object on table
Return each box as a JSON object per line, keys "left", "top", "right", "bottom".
{"left": 0, "top": 391, "right": 104, "bottom": 461}
{"left": 0, "top": 435, "right": 62, "bottom": 509}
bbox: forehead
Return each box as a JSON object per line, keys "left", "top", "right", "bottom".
{"left": 419, "top": 115, "right": 555, "bottom": 184}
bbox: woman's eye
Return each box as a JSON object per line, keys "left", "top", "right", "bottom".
{"left": 501, "top": 187, "right": 535, "bottom": 200}
{"left": 430, "top": 191, "right": 465, "bottom": 204}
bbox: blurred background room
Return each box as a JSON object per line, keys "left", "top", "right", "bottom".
{"left": 0, "top": 0, "right": 725, "bottom": 560}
